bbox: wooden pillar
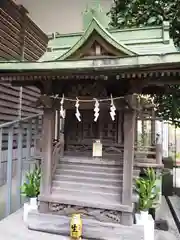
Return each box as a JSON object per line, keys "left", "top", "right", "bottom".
{"left": 56, "top": 110, "right": 60, "bottom": 139}
{"left": 121, "top": 108, "right": 136, "bottom": 225}
{"left": 151, "top": 110, "right": 156, "bottom": 145}
{"left": 151, "top": 120, "right": 155, "bottom": 145}
{"left": 117, "top": 111, "right": 122, "bottom": 144}
{"left": 134, "top": 115, "right": 138, "bottom": 145}
{"left": 141, "top": 118, "right": 145, "bottom": 145}
{"left": 156, "top": 135, "right": 162, "bottom": 165}
{"left": 39, "top": 107, "right": 54, "bottom": 212}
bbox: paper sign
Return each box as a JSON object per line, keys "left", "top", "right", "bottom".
{"left": 93, "top": 140, "right": 102, "bottom": 157}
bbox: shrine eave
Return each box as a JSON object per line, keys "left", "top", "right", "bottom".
{"left": 1, "top": 53, "right": 180, "bottom": 82}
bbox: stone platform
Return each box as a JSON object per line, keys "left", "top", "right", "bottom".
{"left": 0, "top": 196, "right": 179, "bottom": 240}
{"left": 27, "top": 210, "right": 144, "bottom": 240}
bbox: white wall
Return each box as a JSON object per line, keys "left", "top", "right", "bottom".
{"left": 13, "top": 0, "right": 113, "bottom": 34}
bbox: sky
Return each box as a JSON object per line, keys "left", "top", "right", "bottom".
{"left": 13, "top": 0, "right": 113, "bottom": 34}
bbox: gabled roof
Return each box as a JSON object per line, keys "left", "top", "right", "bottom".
{"left": 56, "top": 17, "right": 137, "bottom": 60}
{"left": 0, "top": 1, "right": 179, "bottom": 73}
{"left": 37, "top": 3, "right": 178, "bottom": 62}
{"left": 39, "top": 21, "right": 178, "bottom": 62}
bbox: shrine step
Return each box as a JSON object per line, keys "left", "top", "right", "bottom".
{"left": 54, "top": 166, "right": 140, "bottom": 180}
{"left": 55, "top": 168, "right": 123, "bottom": 179}
{"left": 54, "top": 174, "right": 122, "bottom": 185}
{"left": 44, "top": 191, "right": 131, "bottom": 212}
{"left": 57, "top": 162, "right": 123, "bottom": 173}
{"left": 61, "top": 155, "right": 124, "bottom": 165}
{"left": 52, "top": 157, "right": 140, "bottom": 210}
{"left": 52, "top": 180, "right": 122, "bottom": 194}
{"left": 53, "top": 160, "right": 123, "bottom": 207}
{"left": 52, "top": 187, "right": 122, "bottom": 202}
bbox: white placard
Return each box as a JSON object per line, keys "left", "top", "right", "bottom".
{"left": 93, "top": 140, "right": 102, "bottom": 157}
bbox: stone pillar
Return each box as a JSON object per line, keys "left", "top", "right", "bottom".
{"left": 121, "top": 108, "right": 136, "bottom": 225}
{"left": 39, "top": 107, "right": 54, "bottom": 212}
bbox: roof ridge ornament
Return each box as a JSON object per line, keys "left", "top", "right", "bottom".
{"left": 82, "top": 0, "right": 109, "bottom": 30}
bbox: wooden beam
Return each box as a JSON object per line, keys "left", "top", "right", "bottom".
{"left": 39, "top": 108, "right": 54, "bottom": 212}
{"left": 121, "top": 108, "right": 136, "bottom": 225}
{"left": 32, "top": 95, "right": 54, "bottom": 108}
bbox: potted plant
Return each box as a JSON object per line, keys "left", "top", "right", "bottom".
{"left": 21, "top": 165, "right": 41, "bottom": 222}
{"left": 135, "top": 168, "right": 160, "bottom": 221}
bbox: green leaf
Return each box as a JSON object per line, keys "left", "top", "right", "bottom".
{"left": 134, "top": 168, "right": 160, "bottom": 211}
{"left": 109, "top": 0, "right": 180, "bottom": 124}
{"left": 21, "top": 166, "right": 41, "bottom": 198}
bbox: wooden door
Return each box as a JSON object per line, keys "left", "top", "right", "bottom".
{"left": 64, "top": 110, "right": 118, "bottom": 151}
{"left": 100, "top": 111, "right": 118, "bottom": 144}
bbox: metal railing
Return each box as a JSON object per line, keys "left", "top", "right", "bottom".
{"left": 0, "top": 113, "right": 42, "bottom": 219}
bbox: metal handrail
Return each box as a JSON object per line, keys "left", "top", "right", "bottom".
{"left": 0, "top": 113, "right": 43, "bottom": 128}
{"left": 0, "top": 112, "right": 43, "bottom": 219}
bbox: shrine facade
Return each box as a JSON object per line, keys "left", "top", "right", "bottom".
{"left": 0, "top": 2, "right": 179, "bottom": 239}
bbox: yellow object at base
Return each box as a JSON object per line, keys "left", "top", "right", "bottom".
{"left": 70, "top": 214, "right": 82, "bottom": 239}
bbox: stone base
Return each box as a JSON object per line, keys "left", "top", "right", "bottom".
{"left": 27, "top": 210, "right": 144, "bottom": 240}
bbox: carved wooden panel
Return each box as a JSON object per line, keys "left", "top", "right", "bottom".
{"left": 49, "top": 203, "right": 121, "bottom": 223}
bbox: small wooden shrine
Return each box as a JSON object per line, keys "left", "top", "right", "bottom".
{"left": 0, "top": 2, "right": 180, "bottom": 239}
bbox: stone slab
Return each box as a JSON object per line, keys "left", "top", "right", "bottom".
{"left": 167, "top": 196, "right": 180, "bottom": 231}
{"left": 28, "top": 210, "right": 144, "bottom": 240}
{"left": 0, "top": 209, "right": 68, "bottom": 240}
{"left": 0, "top": 206, "right": 177, "bottom": 240}
{"left": 155, "top": 196, "right": 180, "bottom": 240}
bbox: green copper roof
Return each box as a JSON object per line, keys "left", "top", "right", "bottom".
{"left": 55, "top": 17, "right": 136, "bottom": 60}
{"left": 0, "top": 2, "right": 179, "bottom": 72}
{"left": 39, "top": 20, "right": 177, "bottom": 62}
{"left": 1, "top": 53, "right": 180, "bottom": 73}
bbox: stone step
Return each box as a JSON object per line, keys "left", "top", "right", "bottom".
{"left": 28, "top": 210, "right": 143, "bottom": 239}
{"left": 57, "top": 162, "right": 123, "bottom": 173}
{"left": 52, "top": 180, "right": 122, "bottom": 194}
